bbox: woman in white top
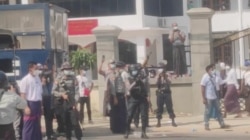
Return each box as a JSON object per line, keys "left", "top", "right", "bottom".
{"left": 224, "top": 65, "right": 242, "bottom": 118}
{"left": 240, "top": 61, "right": 250, "bottom": 116}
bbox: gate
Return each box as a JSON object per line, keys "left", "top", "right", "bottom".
{"left": 214, "top": 28, "right": 250, "bottom": 112}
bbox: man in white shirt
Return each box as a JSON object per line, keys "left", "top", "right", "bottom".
{"left": 20, "top": 61, "right": 43, "bottom": 140}
{"left": 76, "top": 68, "right": 94, "bottom": 124}
{"left": 201, "top": 64, "right": 228, "bottom": 131}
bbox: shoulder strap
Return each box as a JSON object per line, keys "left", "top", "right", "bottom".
{"left": 0, "top": 90, "right": 5, "bottom": 101}
{"left": 209, "top": 77, "right": 218, "bottom": 98}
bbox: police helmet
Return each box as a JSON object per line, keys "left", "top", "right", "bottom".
{"left": 0, "top": 71, "right": 8, "bottom": 89}
{"left": 116, "top": 61, "right": 125, "bottom": 68}
{"left": 61, "top": 62, "right": 72, "bottom": 70}
{"left": 128, "top": 64, "right": 140, "bottom": 77}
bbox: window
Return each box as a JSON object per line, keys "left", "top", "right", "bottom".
{"left": 202, "top": 0, "right": 230, "bottom": 11}
{"left": 0, "top": 0, "right": 9, "bottom": 5}
{"left": 144, "top": 0, "right": 183, "bottom": 17}
{"left": 37, "top": 0, "right": 136, "bottom": 17}
{"left": 213, "top": 41, "right": 232, "bottom": 66}
{"left": 118, "top": 40, "right": 137, "bottom": 64}
{"left": 0, "top": 59, "right": 13, "bottom": 73}
{"left": 16, "top": 0, "right": 21, "bottom": 4}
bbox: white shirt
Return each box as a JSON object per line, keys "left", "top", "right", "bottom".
{"left": 20, "top": 73, "right": 43, "bottom": 101}
{"left": 76, "top": 75, "right": 93, "bottom": 97}
{"left": 226, "top": 69, "right": 239, "bottom": 89}
{"left": 244, "top": 71, "right": 250, "bottom": 86}
{"left": 200, "top": 73, "right": 217, "bottom": 100}
{"left": 121, "top": 71, "right": 129, "bottom": 82}
{"left": 214, "top": 72, "right": 224, "bottom": 91}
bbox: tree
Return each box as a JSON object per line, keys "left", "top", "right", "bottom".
{"left": 69, "top": 49, "right": 96, "bottom": 72}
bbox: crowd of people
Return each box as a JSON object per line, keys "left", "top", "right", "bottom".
{"left": 98, "top": 54, "right": 178, "bottom": 139}
{"left": 201, "top": 60, "right": 250, "bottom": 130}
{"left": 1, "top": 54, "right": 250, "bottom": 140}
{"left": 0, "top": 52, "right": 180, "bottom": 140}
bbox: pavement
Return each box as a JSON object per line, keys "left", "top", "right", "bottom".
{"left": 41, "top": 113, "right": 250, "bottom": 140}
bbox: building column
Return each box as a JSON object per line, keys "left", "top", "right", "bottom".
{"left": 238, "top": 0, "right": 245, "bottom": 66}
{"left": 187, "top": 8, "right": 215, "bottom": 115}
{"left": 21, "top": 0, "right": 34, "bottom": 4}
{"left": 92, "top": 26, "right": 121, "bottom": 114}
{"left": 9, "top": 0, "right": 16, "bottom": 5}
{"left": 136, "top": 0, "right": 144, "bottom": 26}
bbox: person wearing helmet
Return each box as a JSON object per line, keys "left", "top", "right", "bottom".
{"left": 124, "top": 63, "right": 149, "bottom": 139}
{"left": 0, "top": 71, "right": 27, "bottom": 140}
{"left": 52, "top": 62, "right": 82, "bottom": 140}
{"left": 155, "top": 62, "right": 178, "bottom": 128}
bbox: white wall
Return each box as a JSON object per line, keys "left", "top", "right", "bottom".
{"left": 143, "top": 15, "right": 159, "bottom": 27}
{"left": 212, "top": 12, "right": 239, "bottom": 32}
{"left": 243, "top": 11, "right": 250, "bottom": 28}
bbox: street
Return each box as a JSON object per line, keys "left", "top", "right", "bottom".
{"left": 44, "top": 114, "right": 250, "bottom": 140}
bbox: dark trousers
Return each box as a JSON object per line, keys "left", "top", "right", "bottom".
{"left": 126, "top": 96, "right": 148, "bottom": 132}
{"left": 0, "top": 123, "right": 15, "bottom": 140}
{"left": 133, "top": 101, "right": 149, "bottom": 127}
{"left": 79, "top": 96, "right": 92, "bottom": 123}
{"left": 53, "top": 97, "right": 65, "bottom": 133}
{"left": 156, "top": 93, "right": 176, "bottom": 120}
{"left": 42, "top": 95, "right": 54, "bottom": 138}
{"left": 133, "top": 107, "right": 140, "bottom": 126}
{"left": 110, "top": 94, "right": 127, "bottom": 134}
{"left": 63, "top": 107, "right": 83, "bottom": 139}
{"left": 173, "top": 44, "right": 187, "bottom": 76}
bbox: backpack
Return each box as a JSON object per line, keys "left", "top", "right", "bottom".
{"left": 115, "top": 72, "right": 126, "bottom": 93}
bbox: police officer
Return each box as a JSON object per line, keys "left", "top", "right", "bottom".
{"left": 52, "top": 62, "right": 82, "bottom": 140}
{"left": 52, "top": 70, "right": 65, "bottom": 135}
{"left": 133, "top": 66, "right": 150, "bottom": 128}
{"left": 156, "top": 66, "right": 177, "bottom": 127}
{"left": 0, "top": 71, "right": 27, "bottom": 140}
{"left": 124, "top": 64, "right": 149, "bottom": 139}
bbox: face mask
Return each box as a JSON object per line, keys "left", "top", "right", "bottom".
{"left": 213, "top": 70, "right": 217, "bottom": 75}
{"left": 33, "top": 70, "right": 41, "bottom": 76}
{"left": 132, "top": 70, "right": 138, "bottom": 76}
{"left": 110, "top": 64, "right": 115, "bottom": 69}
{"left": 158, "top": 69, "right": 164, "bottom": 73}
{"left": 173, "top": 26, "right": 178, "bottom": 30}
{"left": 64, "top": 70, "right": 71, "bottom": 75}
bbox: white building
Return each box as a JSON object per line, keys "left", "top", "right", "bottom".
{"left": 3, "top": 0, "right": 250, "bottom": 78}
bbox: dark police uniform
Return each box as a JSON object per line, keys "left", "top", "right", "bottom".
{"left": 133, "top": 69, "right": 150, "bottom": 128}
{"left": 40, "top": 69, "right": 54, "bottom": 139}
{"left": 52, "top": 72, "right": 65, "bottom": 134}
{"left": 124, "top": 64, "right": 149, "bottom": 139}
{"left": 156, "top": 72, "right": 177, "bottom": 127}
{"left": 52, "top": 65, "right": 82, "bottom": 140}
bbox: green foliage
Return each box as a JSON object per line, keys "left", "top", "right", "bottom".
{"left": 69, "top": 50, "right": 96, "bottom": 71}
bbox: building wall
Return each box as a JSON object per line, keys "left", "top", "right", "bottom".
{"left": 90, "top": 79, "right": 193, "bottom": 114}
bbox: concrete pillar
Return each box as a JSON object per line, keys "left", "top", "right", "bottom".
{"left": 92, "top": 26, "right": 121, "bottom": 114}
{"left": 187, "top": 8, "right": 214, "bottom": 115}
{"left": 9, "top": 0, "right": 16, "bottom": 5}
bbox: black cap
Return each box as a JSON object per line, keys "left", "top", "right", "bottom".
{"left": 115, "top": 61, "right": 125, "bottom": 68}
